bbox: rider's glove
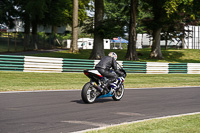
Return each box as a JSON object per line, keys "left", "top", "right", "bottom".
{"left": 118, "top": 77, "right": 125, "bottom": 83}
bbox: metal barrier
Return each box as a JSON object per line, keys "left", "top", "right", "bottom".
{"left": 169, "top": 63, "right": 187, "bottom": 74}
{"left": 187, "top": 63, "right": 200, "bottom": 74}
{"left": 24, "top": 56, "right": 63, "bottom": 73}
{"left": 146, "top": 62, "right": 169, "bottom": 74}
{"left": 123, "top": 61, "right": 146, "bottom": 73}
{"left": 63, "top": 58, "right": 94, "bottom": 72}
{"left": 0, "top": 55, "right": 24, "bottom": 71}
{"left": 0, "top": 55, "right": 200, "bottom": 74}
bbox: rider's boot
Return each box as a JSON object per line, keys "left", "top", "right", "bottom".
{"left": 110, "top": 77, "right": 125, "bottom": 91}
{"left": 109, "top": 79, "right": 118, "bottom": 90}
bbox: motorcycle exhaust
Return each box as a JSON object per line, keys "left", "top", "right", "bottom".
{"left": 91, "top": 82, "right": 103, "bottom": 92}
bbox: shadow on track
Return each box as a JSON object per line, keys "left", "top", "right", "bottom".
{"left": 71, "top": 98, "right": 114, "bottom": 104}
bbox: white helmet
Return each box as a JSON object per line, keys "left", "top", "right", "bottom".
{"left": 108, "top": 52, "right": 117, "bottom": 60}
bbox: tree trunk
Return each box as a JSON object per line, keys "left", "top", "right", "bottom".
{"left": 181, "top": 27, "right": 185, "bottom": 49}
{"left": 150, "top": 27, "right": 163, "bottom": 59}
{"left": 89, "top": 0, "right": 104, "bottom": 59}
{"left": 23, "top": 13, "right": 30, "bottom": 51}
{"left": 125, "top": 0, "right": 139, "bottom": 61}
{"left": 32, "top": 20, "right": 38, "bottom": 50}
{"left": 52, "top": 25, "right": 57, "bottom": 48}
{"left": 164, "top": 32, "right": 169, "bottom": 50}
{"left": 165, "top": 39, "right": 168, "bottom": 50}
{"left": 70, "top": 0, "right": 79, "bottom": 53}
{"left": 181, "top": 37, "right": 185, "bottom": 49}
{"left": 141, "top": 33, "right": 143, "bottom": 47}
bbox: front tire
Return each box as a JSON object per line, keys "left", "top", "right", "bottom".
{"left": 81, "top": 82, "right": 98, "bottom": 103}
{"left": 112, "top": 84, "right": 125, "bottom": 101}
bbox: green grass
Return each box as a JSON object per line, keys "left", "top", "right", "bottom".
{"left": 29, "top": 48, "right": 200, "bottom": 63}
{"left": 86, "top": 114, "right": 200, "bottom": 133}
{"left": 0, "top": 71, "right": 200, "bottom": 92}
{"left": 125, "top": 74, "right": 200, "bottom": 88}
{"left": 30, "top": 49, "right": 93, "bottom": 59}
{"left": 0, "top": 41, "right": 24, "bottom": 52}
{"left": 0, "top": 71, "right": 88, "bottom": 91}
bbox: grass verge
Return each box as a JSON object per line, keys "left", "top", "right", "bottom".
{"left": 30, "top": 49, "right": 200, "bottom": 63}
{"left": 86, "top": 113, "right": 200, "bottom": 133}
{"left": 0, "top": 71, "right": 200, "bottom": 92}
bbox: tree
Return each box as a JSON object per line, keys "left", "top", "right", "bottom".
{"left": 89, "top": 0, "right": 105, "bottom": 59}
{"left": 0, "top": 0, "right": 17, "bottom": 28}
{"left": 147, "top": 0, "right": 166, "bottom": 59}
{"left": 42, "top": 0, "right": 89, "bottom": 49}
{"left": 102, "top": 0, "right": 129, "bottom": 38}
{"left": 23, "top": 12, "right": 31, "bottom": 50}
{"left": 15, "top": 0, "right": 49, "bottom": 50}
{"left": 70, "top": 0, "right": 79, "bottom": 53}
{"left": 126, "top": 0, "right": 139, "bottom": 60}
{"left": 141, "top": 0, "right": 200, "bottom": 59}
{"left": 27, "top": 0, "right": 48, "bottom": 50}
{"left": 14, "top": 0, "right": 32, "bottom": 50}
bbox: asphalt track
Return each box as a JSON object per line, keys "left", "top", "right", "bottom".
{"left": 0, "top": 87, "right": 200, "bottom": 133}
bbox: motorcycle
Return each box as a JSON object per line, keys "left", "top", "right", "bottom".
{"left": 81, "top": 68, "right": 126, "bottom": 103}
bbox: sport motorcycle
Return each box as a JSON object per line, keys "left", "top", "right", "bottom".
{"left": 81, "top": 68, "right": 126, "bottom": 103}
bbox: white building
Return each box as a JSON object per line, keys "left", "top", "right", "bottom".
{"left": 136, "top": 34, "right": 151, "bottom": 48}
{"left": 137, "top": 33, "right": 179, "bottom": 48}
{"left": 184, "top": 25, "right": 200, "bottom": 49}
{"left": 136, "top": 26, "right": 200, "bottom": 49}
{"left": 66, "top": 38, "right": 110, "bottom": 49}
{"left": 7, "top": 20, "right": 66, "bottom": 34}
{"left": 77, "top": 38, "right": 94, "bottom": 49}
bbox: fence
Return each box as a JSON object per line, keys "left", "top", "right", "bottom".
{"left": 0, "top": 54, "right": 200, "bottom": 74}
{"left": 0, "top": 32, "right": 67, "bottom": 53}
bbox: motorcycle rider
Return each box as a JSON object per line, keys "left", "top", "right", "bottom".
{"left": 95, "top": 52, "right": 125, "bottom": 92}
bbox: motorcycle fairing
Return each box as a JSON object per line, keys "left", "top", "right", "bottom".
{"left": 97, "top": 90, "right": 114, "bottom": 99}
{"left": 84, "top": 70, "right": 103, "bottom": 79}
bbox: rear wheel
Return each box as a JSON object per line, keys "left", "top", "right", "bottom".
{"left": 112, "top": 84, "right": 124, "bottom": 101}
{"left": 81, "top": 82, "right": 98, "bottom": 103}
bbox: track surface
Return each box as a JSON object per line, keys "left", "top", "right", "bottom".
{"left": 0, "top": 87, "right": 200, "bottom": 133}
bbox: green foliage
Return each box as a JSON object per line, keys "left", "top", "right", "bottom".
{"left": 79, "top": 0, "right": 90, "bottom": 24}
{"left": 26, "top": 0, "right": 48, "bottom": 20}
{"left": 164, "top": 0, "right": 193, "bottom": 16}
{"left": 55, "top": 33, "right": 71, "bottom": 40}
{"left": 102, "top": 0, "right": 130, "bottom": 38}
{"left": 137, "top": 0, "right": 153, "bottom": 34}
{"left": 164, "top": 0, "right": 181, "bottom": 15}
{"left": 0, "top": 0, "right": 17, "bottom": 28}
{"left": 78, "top": 33, "right": 93, "bottom": 38}
{"left": 82, "top": 0, "right": 130, "bottom": 39}
{"left": 1, "top": 0, "right": 90, "bottom": 32}
{"left": 43, "top": 0, "right": 72, "bottom": 26}
{"left": 38, "top": 32, "right": 48, "bottom": 39}
{"left": 38, "top": 0, "right": 90, "bottom": 28}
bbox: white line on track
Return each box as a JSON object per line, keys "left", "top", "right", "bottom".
{"left": 0, "top": 89, "right": 80, "bottom": 94}
{"left": 61, "top": 121, "right": 108, "bottom": 127}
{"left": 126, "top": 86, "right": 200, "bottom": 90}
{"left": 73, "top": 112, "right": 200, "bottom": 133}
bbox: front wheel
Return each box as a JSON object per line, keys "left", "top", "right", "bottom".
{"left": 81, "top": 82, "right": 98, "bottom": 104}
{"left": 112, "top": 84, "right": 125, "bottom": 101}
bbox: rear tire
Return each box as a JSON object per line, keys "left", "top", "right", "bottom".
{"left": 81, "top": 82, "right": 97, "bottom": 104}
{"left": 112, "top": 84, "right": 124, "bottom": 101}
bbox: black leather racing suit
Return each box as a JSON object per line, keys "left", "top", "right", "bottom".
{"left": 95, "top": 56, "right": 123, "bottom": 82}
